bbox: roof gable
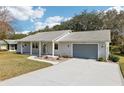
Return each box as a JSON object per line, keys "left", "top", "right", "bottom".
{"left": 18, "top": 30, "right": 71, "bottom": 42}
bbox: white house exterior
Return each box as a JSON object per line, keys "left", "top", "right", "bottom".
{"left": 17, "top": 30, "right": 111, "bottom": 59}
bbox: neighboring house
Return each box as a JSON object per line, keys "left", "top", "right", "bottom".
{"left": 0, "top": 40, "right": 17, "bottom": 51}
{"left": 17, "top": 30, "right": 111, "bottom": 59}
{"left": 0, "top": 40, "right": 8, "bottom": 50}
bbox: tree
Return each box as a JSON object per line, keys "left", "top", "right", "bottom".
{"left": 0, "top": 7, "right": 14, "bottom": 39}
{"left": 12, "top": 34, "right": 27, "bottom": 39}
{"left": 33, "top": 9, "right": 124, "bottom": 45}
{"left": 52, "top": 10, "right": 103, "bottom": 31}
{"left": 44, "top": 26, "right": 50, "bottom": 31}
{"left": 102, "top": 9, "right": 124, "bottom": 45}
{"left": 52, "top": 10, "right": 124, "bottom": 45}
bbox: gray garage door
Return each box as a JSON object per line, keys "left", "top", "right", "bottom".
{"left": 73, "top": 44, "right": 98, "bottom": 59}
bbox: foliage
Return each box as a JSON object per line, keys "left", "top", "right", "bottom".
{"left": 97, "top": 57, "right": 106, "bottom": 62}
{"left": 50, "top": 10, "right": 124, "bottom": 45}
{"left": 109, "top": 55, "right": 120, "bottom": 62}
{"left": 110, "top": 45, "right": 120, "bottom": 53}
{"left": 119, "top": 45, "right": 124, "bottom": 54}
{"left": 30, "top": 9, "right": 124, "bottom": 46}
{"left": 52, "top": 11, "right": 103, "bottom": 31}
{"left": 12, "top": 34, "right": 27, "bottom": 39}
{"left": 0, "top": 7, "right": 15, "bottom": 39}
{"left": 62, "top": 55, "right": 70, "bottom": 58}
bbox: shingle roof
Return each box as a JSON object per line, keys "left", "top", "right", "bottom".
{"left": 18, "top": 30, "right": 110, "bottom": 42}
{"left": 18, "top": 30, "right": 71, "bottom": 42}
{"left": 57, "top": 30, "right": 111, "bottom": 42}
{"left": 0, "top": 40, "right": 17, "bottom": 45}
{"left": 0, "top": 40, "right": 6, "bottom": 45}
{"left": 5, "top": 40, "right": 17, "bottom": 44}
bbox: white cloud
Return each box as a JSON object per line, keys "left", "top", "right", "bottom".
{"left": 63, "top": 17, "right": 72, "bottom": 21}
{"left": 45, "top": 16, "right": 64, "bottom": 24}
{"left": 34, "top": 16, "right": 72, "bottom": 30}
{"left": 5, "top": 6, "right": 72, "bottom": 31}
{"left": 33, "top": 7, "right": 45, "bottom": 19}
{"left": 106, "top": 6, "right": 124, "bottom": 13}
{"left": 45, "top": 16, "right": 64, "bottom": 28}
{"left": 7, "top": 6, "right": 46, "bottom": 21}
{"left": 15, "top": 30, "right": 30, "bottom": 34}
{"left": 34, "top": 22, "right": 46, "bottom": 31}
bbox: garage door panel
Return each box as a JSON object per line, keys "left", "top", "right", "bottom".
{"left": 73, "top": 44, "right": 98, "bottom": 59}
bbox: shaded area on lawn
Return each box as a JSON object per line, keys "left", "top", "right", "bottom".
{"left": 0, "top": 51, "right": 52, "bottom": 80}
{"left": 110, "top": 45, "right": 124, "bottom": 77}
{"left": 113, "top": 52, "right": 124, "bottom": 77}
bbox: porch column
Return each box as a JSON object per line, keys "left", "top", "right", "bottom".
{"left": 39, "top": 41, "right": 41, "bottom": 57}
{"left": 20, "top": 42, "right": 23, "bottom": 54}
{"left": 52, "top": 41, "right": 55, "bottom": 56}
{"left": 30, "top": 42, "right": 32, "bottom": 55}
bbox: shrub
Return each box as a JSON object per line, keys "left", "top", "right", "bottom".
{"left": 62, "top": 55, "right": 70, "bottom": 58}
{"left": 109, "top": 55, "right": 120, "bottom": 62}
{"left": 56, "top": 57, "right": 60, "bottom": 60}
{"left": 97, "top": 57, "right": 105, "bottom": 62}
{"left": 44, "top": 56, "right": 48, "bottom": 59}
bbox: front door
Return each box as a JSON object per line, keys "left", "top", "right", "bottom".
{"left": 43, "top": 44, "right": 46, "bottom": 54}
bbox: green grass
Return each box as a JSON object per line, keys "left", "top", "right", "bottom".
{"left": 114, "top": 53, "right": 124, "bottom": 76}
{"left": 110, "top": 45, "right": 124, "bottom": 76}
{"left": 0, "top": 51, "right": 52, "bottom": 80}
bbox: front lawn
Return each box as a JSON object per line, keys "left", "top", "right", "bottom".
{"left": 114, "top": 53, "right": 124, "bottom": 77}
{"left": 0, "top": 51, "right": 52, "bottom": 80}
{"left": 110, "top": 45, "right": 124, "bottom": 77}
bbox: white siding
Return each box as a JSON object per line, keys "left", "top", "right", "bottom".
{"left": 17, "top": 42, "right": 21, "bottom": 53}
{"left": 17, "top": 41, "right": 109, "bottom": 59}
{"left": 106, "top": 42, "right": 110, "bottom": 59}
{"left": 98, "top": 42, "right": 109, "bottom": 59}
{"left": 55, "top": 42, "right": 72, "bottom": 57}
{"left": 98, "top": 42, "right": 106, "bottom": 59}
{"left": 40, "top": 42, "right": 52, "bottom": 55}
{"left": 17, "top": 42, "right": 30, "bottom": 53}
{"left": 23, "top": 42, "right": 30, "bottom": 53}
{"left": 0, "top": 44, "right": 7, "bottom": 50}
{"left": 46, "top": 42, "right": 52, "bottom": 55}
{"left": 55, "top": 42, "right": 109, "bottom": 59}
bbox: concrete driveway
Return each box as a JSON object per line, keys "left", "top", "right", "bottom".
{"left": 0, "top": 58, "right": 123, "bottom": 86}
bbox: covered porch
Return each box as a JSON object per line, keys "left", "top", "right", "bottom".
{"left": 19, "top": 41, "right": 56, "bottom": 57}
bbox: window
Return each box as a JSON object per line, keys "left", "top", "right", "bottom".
{"left": 33, "top": 43, "right": 38, "bottom": 48}
{"left": 33, "top": 43, "right": 35, "bottom": 48}
{"left": 24, "top": 44, "right": 27, "bottom": 46}
{"left": 36, "top": 43, "right": 38, "bottom": 48}
{"left": 55, "top": 43, "right": 58, "bottom": 50}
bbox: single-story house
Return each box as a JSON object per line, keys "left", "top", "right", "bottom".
{"left": 17, "top": 30, "right": 111, "bottom": 59}
{"left": 0, "top": 40, "right": 17, "bottom": 51}
{"left": 0, "top": 40, "right": 8, "bottom": 50}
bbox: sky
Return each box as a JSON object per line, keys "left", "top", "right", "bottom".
{"left": 6, "top": 6, "right": 124, "bottom": 34}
